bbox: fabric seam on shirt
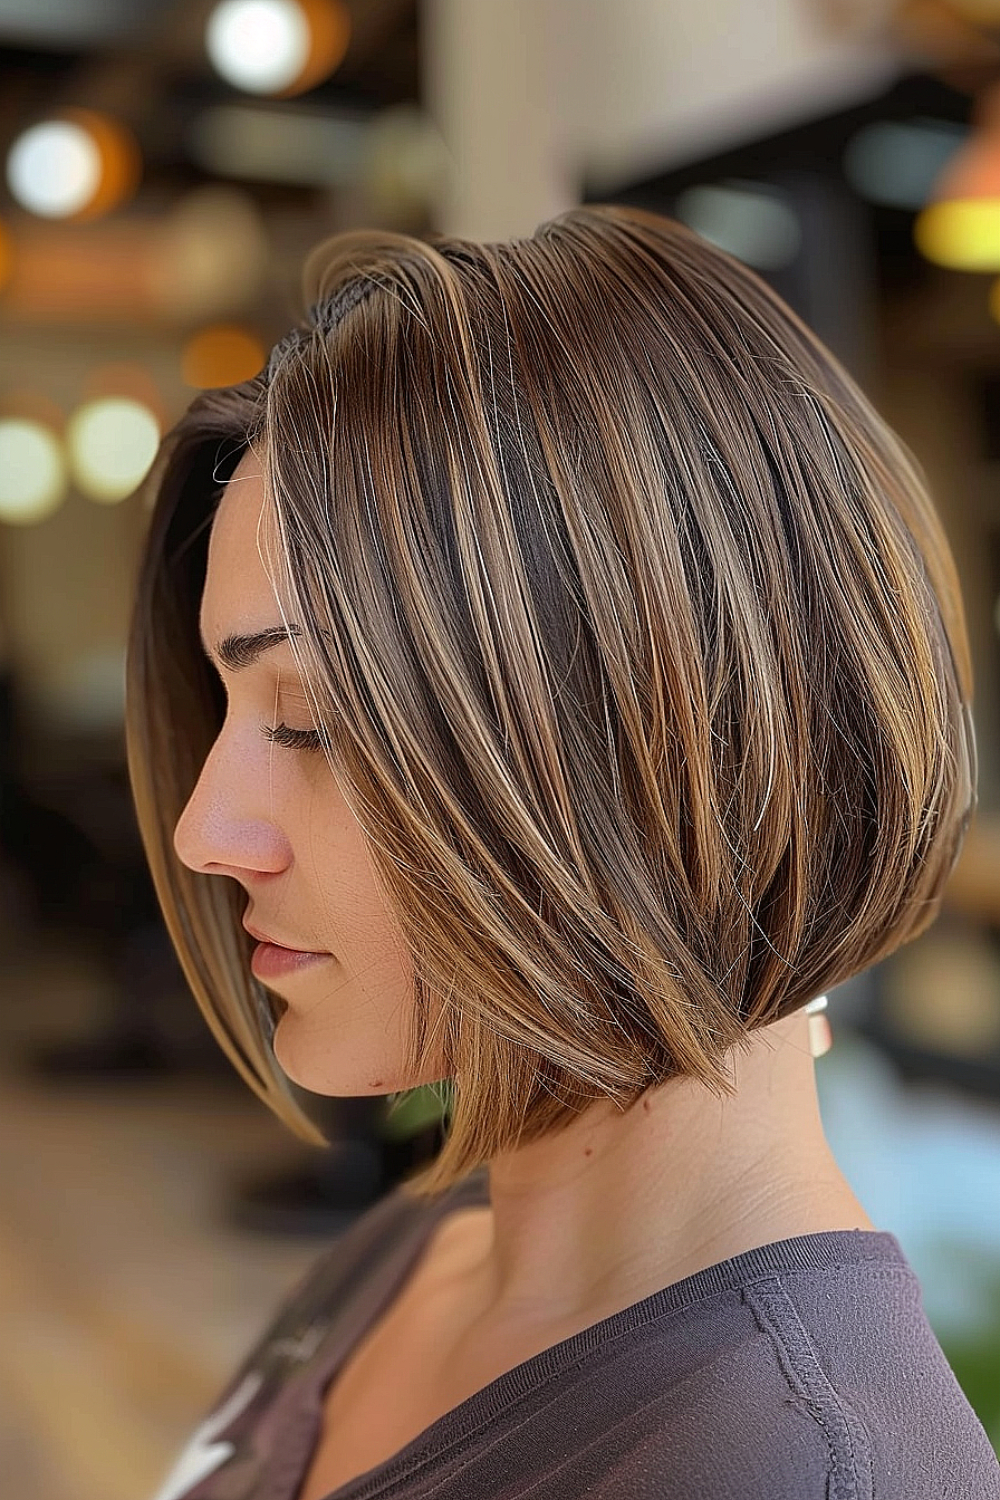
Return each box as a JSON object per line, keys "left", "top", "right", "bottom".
{"left": 332, "top": 1264, "right": 898, "bottom": 1498}
{"left": 744, "top": 1277, "right": 875, "bottom": 1500}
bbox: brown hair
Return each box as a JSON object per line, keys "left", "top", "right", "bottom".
{"left": 126, "top": 203, "right": 977, "bottom": 1200}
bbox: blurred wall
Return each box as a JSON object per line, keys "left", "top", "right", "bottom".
{"left": 568, "top": 0, "right": 900, "bottom": 190}
{"left": 423, "top": 0, "right": 904, "bottom": 237}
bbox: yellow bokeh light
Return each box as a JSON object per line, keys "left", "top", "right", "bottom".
{"left": 0, "top": 417, "right": 68, "bottom": 525}
{"left": 914, "top": 199, "right": 1000, "bottom": 272}
{"left": 66, "top": 397, "right": 160, "bottom": 504}
{"left": 181, "top": 324, "right": 267, "bottom": 388}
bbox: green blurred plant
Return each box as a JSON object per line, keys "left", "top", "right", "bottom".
{"left": 379, "top": 1080, "right": 453, "bottom": 1142}
{"left": 931, "top": 1245, "right": 1000, "bottom": 1455}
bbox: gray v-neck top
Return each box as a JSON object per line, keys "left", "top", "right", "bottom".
{"left": 151, "top": 1165, "right": 1000, "bottom": 1500}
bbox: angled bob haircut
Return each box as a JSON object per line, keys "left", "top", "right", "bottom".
{"left": 126, "top": 203, "right": 977, "bottom": 1201}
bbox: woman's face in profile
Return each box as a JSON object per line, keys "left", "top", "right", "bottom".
{"left": 173, "top": 447, "right": 427, "bottom": 1098}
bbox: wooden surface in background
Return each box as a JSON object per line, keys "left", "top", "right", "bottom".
{"left": 0, "top": 938, "right": 322, "bottom": 1500}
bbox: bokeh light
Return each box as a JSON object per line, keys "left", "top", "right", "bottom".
{"left": 362, "top": 105, "right": 449, "bottom": 224}
{"left": 181, "top": 324, "right": 267, "bottom": 388}
{"left": 65, "top": 397, "right": 160, "bottom": 504}
{"left": 188, "top": 103, "right": 366, "bottom": 188}
{"left": 916, "top": 82, "right": 1000, "bottom": 272}
{"left": 205, "top": 0, "right": 350, "bottom": 97}
{"left": 843, "top": 119, "right": 967, "bottom": 212}
{"left": 7, "top": 119, "right": 102, "bottom": 218}
{"left": 674, "top": 181, "right": 801, "bottom": 271}
{"left": 0, "top": 217, "right": 14, "bottom": 291}
{"left": 207, "top": 0, "right": 310, "bottom": 94}
{"left": 0, "top": 418, "right": 68, "bottom": 525}
{"left": 151, "top": 184, "right": 270, "bottom": 322}
{"left": 5, "top": 109, "right": 140, "bottom": 221}
{"left": 65, "top": 109, "right": 142, "bottom": 218}
{"left": 293, "top": 0, "right": 351, "bottom": 95}
{"left": 914, "top": 200, "right": 1000, "bottom": 272}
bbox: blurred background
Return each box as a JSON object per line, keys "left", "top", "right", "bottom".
{"left": 0, "top": 0, "right": 999, "bottom": 1494}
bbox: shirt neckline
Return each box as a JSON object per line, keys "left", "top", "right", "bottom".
{"left": 285, "top": 1170, "right": 908, "bottom": 1500}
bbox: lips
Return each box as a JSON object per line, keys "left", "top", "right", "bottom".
{"left": 242, "top": 918, "right": 324, "bottom": 954}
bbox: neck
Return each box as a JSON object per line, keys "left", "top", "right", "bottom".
{"left": 451, "top": 1012, "right": 872, "bottom": 1334}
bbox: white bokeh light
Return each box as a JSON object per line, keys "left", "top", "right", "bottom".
{"left": 6, "top": 119, "right": 102, "bottom": 218}
{"left": 206, "top": 0, "right": 311, "bottom": 94}
{"left": 0, "top": 418, "right": 68, "bottom": 524}
{"left": 66, "top": 398, "right": 160, "bottom": 504}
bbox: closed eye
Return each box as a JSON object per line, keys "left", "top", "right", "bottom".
{"left": 261, "top": 722, "right": 327, "bottom": 752}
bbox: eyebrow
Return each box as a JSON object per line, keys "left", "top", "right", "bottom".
{"left": 203, "top": 624, "right": 303, "bottom": 672}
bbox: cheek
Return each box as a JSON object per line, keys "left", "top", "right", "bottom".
{"left": 268, "top": 917, "right": 419, "bottom": 1096}
{"left": 267, "top": 786, "right": 447, "bottom": 1095}
{"left": 293, "top": 776, "right": 404, "bottom": 957}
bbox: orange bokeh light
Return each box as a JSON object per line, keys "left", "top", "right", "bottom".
{"left": 182, "top": 324, "right": 267, "bottom": 388}
{"left": 0, "top": 218, "right": 14, "bottom": 292}
{"left": 929, "top": 81, "right": 1000, "bottom": 203}
{"left": 280, "top": 0, "right": 351, "bottom": 97}
{"left": 58, "top": 108, "right": 142, "bottom": 221}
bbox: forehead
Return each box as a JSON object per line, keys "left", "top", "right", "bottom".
{"left": 202, "top": 447, "right": 282, "bottom": 626}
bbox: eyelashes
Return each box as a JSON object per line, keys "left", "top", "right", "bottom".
{"left": 261, "top": 721, "right": 328, "bottom": 752}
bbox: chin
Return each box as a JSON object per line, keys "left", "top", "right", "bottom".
{"left": 270, "top": 1017, "right": 404, "bottom": 1098}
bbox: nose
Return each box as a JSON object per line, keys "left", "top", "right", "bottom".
{"left": 173, "top": 731, "right": 292, "bottom": 880}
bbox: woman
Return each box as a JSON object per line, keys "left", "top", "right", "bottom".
{"left": 127, "top": 205, "right": 999, "bottom": 1499}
